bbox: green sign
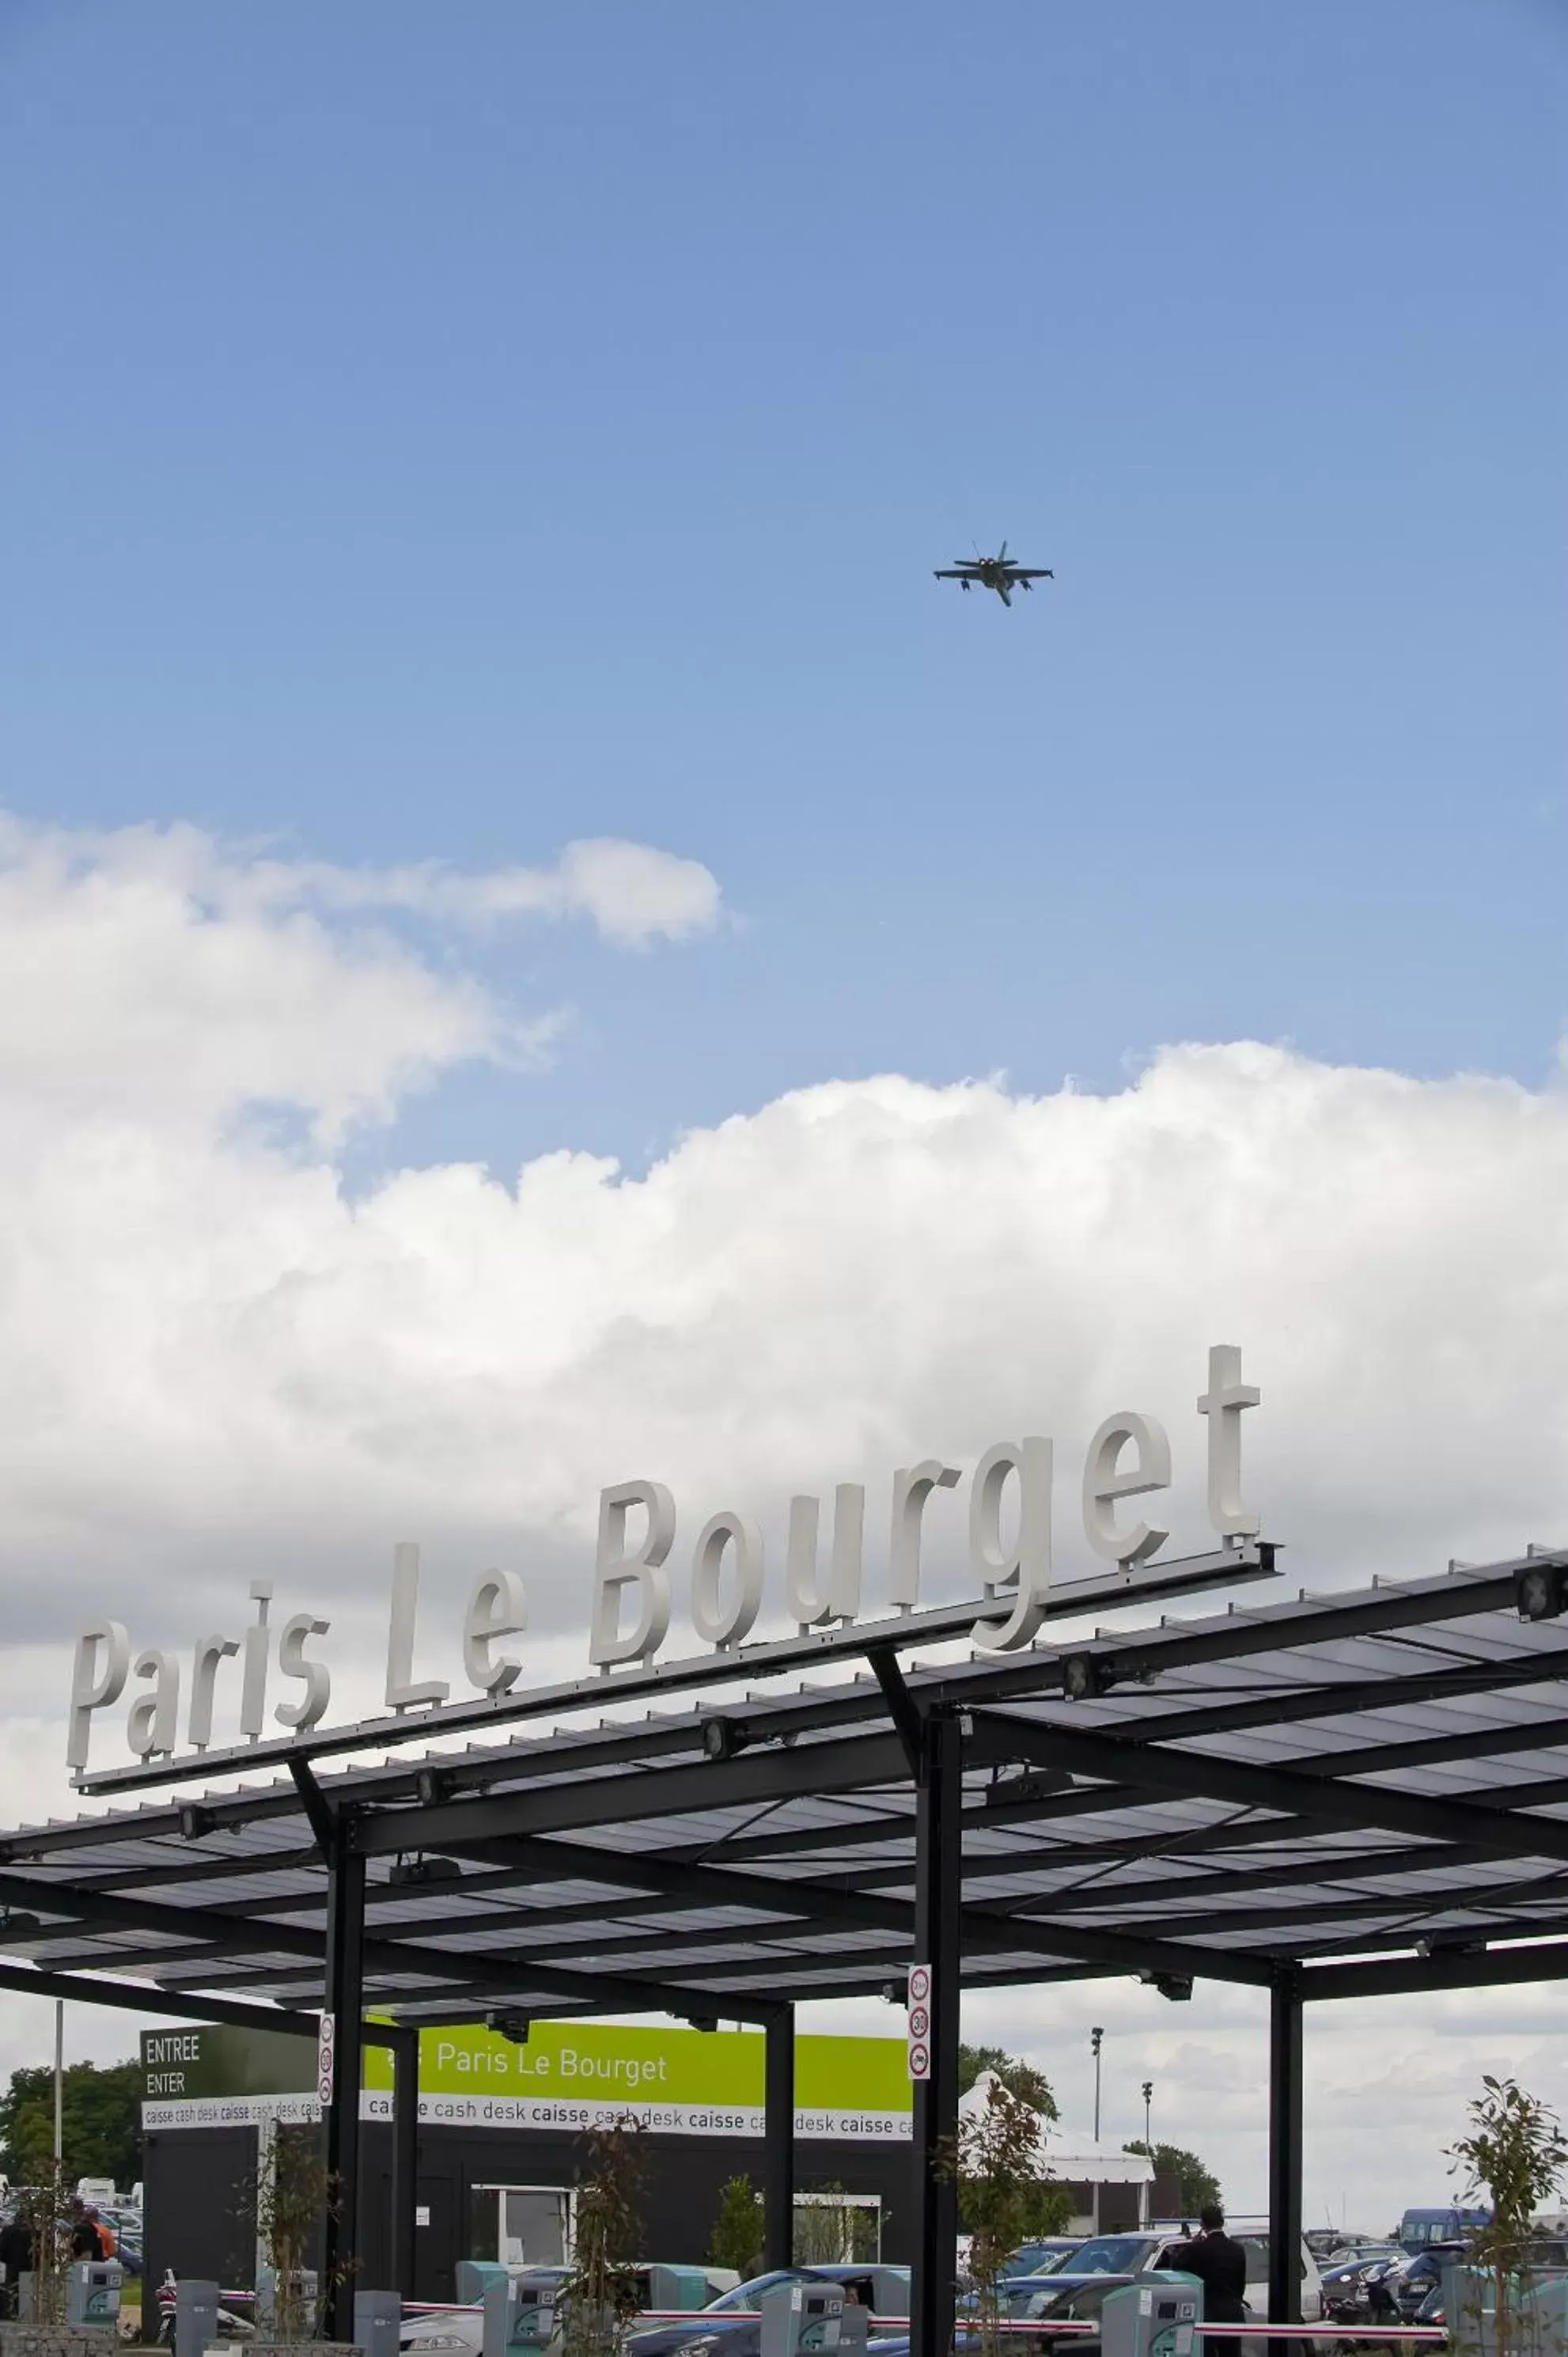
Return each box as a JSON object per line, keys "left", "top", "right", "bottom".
{"left": 143, "top": 2019, "right": 911, "bottom": 2141}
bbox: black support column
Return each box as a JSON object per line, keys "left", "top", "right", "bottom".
{"left": 911, "top": 1711, "right": 962, "bottom": 2357}
{"left": 388, "top": 2024, "right": 420, "bottom": 2299}
{"left": 321, "top": 1817, "right": 366, "bottom": 2342}
{"left": 763, "top": 2009, "right": 796, "bottom": 2269}
{"left": 1267, "top": 1969, "right": 1304, "bottom": 2356}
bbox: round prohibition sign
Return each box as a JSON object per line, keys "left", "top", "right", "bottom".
{"left": 907, "top": 2040, "right": 931, "bottom": 2079}
{"left": 907, "top": 2003, "right": 930, "bottom": 2041}
{"left": 907, "top": 1963, "right": 932, "bottom": 2006}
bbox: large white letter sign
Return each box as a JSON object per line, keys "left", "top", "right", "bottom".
{"left": 127, "top": 1650, "right": 180, "bottom": 1760}
{"left": 691, "top": 1512, "right": 765, "bottom": 1648}
{"left": 970, "top": 1438, "right": 1053, "bottom": 1650}
{"left": 384, "top": 1544, "right": 451, "bottom": 1711}
{"left": 589, "top": 1480, "right": 674, "bottom": 1667}
{"left": 275, "top": 1614, "right": 332, "bottom": 1729}
{"left": 785, "top": 1484, "right": 865, "bottom": 1629}
{"left": 1082, "top": 1412, "right": 1172, "bottom": 1565}
{"left": 188, "top": 1632, "right": 240, "bottom": 1750}
{"left": 463, "top": 1571, "right": 528, "bottom": 1694}
{"left": 1198, "top": 1343, "right": 1261, "bottom": 1537}
{"left": 240, "top": 1582, "right": 275, "bottom": 1738}
{"left": 66, "top": 1620, "right": 130, "bottom": 1772}
{"left": 888, "top": 1461, "right": 961, "bottom": 1609}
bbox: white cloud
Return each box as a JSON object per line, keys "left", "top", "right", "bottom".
{"left": 0, "top": 817, "right": 722, "bottom": 1139}
{"left": 254, "top": 832, "right": 725, "bottom": 945}
{"left": 2, "top": 812, "right": 1566, "bottom": 2219}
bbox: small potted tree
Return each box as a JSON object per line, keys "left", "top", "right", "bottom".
{"left": 559, "top": 2119, "right": 649, "bottom": 2357}
{"left": 239, "top": 2121, "right": 362, "bottom": 2357}
{"left": 1448, "top": 2074, "right": 1568, "bottom": 2357}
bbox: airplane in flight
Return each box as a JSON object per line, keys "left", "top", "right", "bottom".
{"left": 934, "top": 541, "right": 1053, "bottom": 607}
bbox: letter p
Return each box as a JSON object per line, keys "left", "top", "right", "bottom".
{"left": 67, "top": 1620, "right": 131, "bottom": 1774}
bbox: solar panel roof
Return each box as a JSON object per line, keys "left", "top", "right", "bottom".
{"left": 3, "top": 1551, "right": 1567, "bottom": 2025}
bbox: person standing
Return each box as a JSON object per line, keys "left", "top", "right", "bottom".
{"left": 1180, "top": 2205, "right": 1249, "bottom": 2344}
{"left": 0, "top": 2211, "right": 36, "bottom": 2320}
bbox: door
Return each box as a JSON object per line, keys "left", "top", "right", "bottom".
{"left": 416, "top": 2174, "right": 460, "bottom": 2306}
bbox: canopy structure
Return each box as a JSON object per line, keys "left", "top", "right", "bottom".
{"left": 4, "top": 1548, "right": 1568, "bottom": 2357}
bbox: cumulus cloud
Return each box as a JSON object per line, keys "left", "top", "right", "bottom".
{"left": 3, "top": 811, "right": 1566, "bottom": 2208}
{"left": 0, "top": 816, "right": 722, "bottom": 1139}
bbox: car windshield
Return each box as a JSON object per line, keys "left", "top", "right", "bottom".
{"left": 708, "top": 2274, "right": 830, "bottom": 2313}
{"left": 1056, "top": 2240, "right": 1156, "bottom": 2276}
{"left": 1004, "top": 2281, "right": 1124, "bottom": 2325}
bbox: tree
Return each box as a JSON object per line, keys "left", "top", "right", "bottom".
{"left": 708, "top": 2177, "right": 763, "bottom": 2279}
{"left": 936, "top": 2078, "right": 1070, "bottom": 2357}
{"left": 237, "top": 2120, "right": 341, "bottom": 2343}
{"left": 956, "top": 2045, "right": 1059, "bottom": 2121}
{"left": 562, "top": 2117, "right": 650, "bottom": 2357}
{"left": 1448, "top": 2075, "right": 1568, "bottom": 2357}
{"left": 1123, "top": 2141, "right": 1221, "bottom": 2215}
{"left": 0, "top": 2060, "right": 143, "bottom": 2190}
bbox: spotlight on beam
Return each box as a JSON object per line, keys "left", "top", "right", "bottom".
{"left": 1141, "top": 1971, "right": 1194, "bottom": 2003}
{"left": 1415, "top": 1930, "right": 1488, "bottom": 1959}
{"left": 983, "top": 1766, "right": 1071, "bottom": 1808}
{"left": 1516, "top": 1563, "right": 1568, "bottom": 1623}
{"left": 701, "top": 1718, "right": 754, "bottom": 1764}
{"left": 1062, "top": 1654, "right": 1119, "bottom": 1703}
{"left": 179, "top": 1805, "right": 217, "bottom": 1840}
{"left": 486, "top": 2009, "right": 531, "bottom": 2044}
{"left": 388, "top": 1855, "right": 463, "bottom": 1888}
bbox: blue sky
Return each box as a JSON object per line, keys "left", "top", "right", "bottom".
{"left": 2, "top": 0, "right": 1562, "bottom": 1177}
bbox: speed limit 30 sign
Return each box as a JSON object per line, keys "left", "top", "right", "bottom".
{"left": 907, "top": 1964, "right": 933, "bottom": 2078}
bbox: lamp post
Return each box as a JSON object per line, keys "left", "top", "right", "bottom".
{"left": 1091, "top": 2025, "right": 1104, "bottom": 2143}
{"left": 1142, "top": 2078, "right": 1153, "bottom": 2155}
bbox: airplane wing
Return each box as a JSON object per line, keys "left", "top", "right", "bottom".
{"left": 934, "top": 569, "right": 974, "bottom": 580}
{"left": 1013, "top": 569, "right": 1054, "bottom": 582}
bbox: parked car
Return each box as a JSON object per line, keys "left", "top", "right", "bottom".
{"left": 403, "top": 2268, "right": 912, "bottom": 2357}
{"left": 1004, "top": 2241, "right": 1084, "bottom": 2278}
{"left": 636, "top": 2268, "right": 911, "bottom": 2357}
{"left": 997, "top": 2230, "right": 1323, "bottom": 2325}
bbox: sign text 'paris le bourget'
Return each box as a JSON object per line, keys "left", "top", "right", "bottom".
{"left": 66, "top": 1343, "right": 1261, "bottom": 1775}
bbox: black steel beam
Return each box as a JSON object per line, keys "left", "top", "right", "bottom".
{"left": 406, "top": 1821, "right": 1277, "bottom": 1987}
{"left": 1301, "top": 1942, "right": 1568, "bottom": 2002}
{"left": 322, "top": 1823, "right": 365, "bottom": 2343}
{"left": 290, "top": 1758, "right": 338, "bottom": 1853}
{"left": 1267, "top": 1972, "right": 1304, "bottom": 2346}
{"left": 388, "top": 2023, "right": 419, "bottom": 2299}
{"left": 868, "top": 1645, "right": 925, "bottom": 1778}
{"left": 965, "top": 1710, "right": 1568, "bottom": 1862}
{"left": 352, "top": 1733, "right": 911, "bottom": 1855}
{"left": 0, "top": 1960, "right": 320, "bottom": 2037}
{"left": 911, "top": 1711, "right": 961, "bottom": 2357}
{"left": 0, "top": 1866, "right": 782, "bottom": 2023}
{"left": 763, "top": 2010, "right": 795, "bottom": 2268}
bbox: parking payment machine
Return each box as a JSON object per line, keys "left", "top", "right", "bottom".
{"left": 66, "top": 2260, "right": 123, "bottom": 2330}
{"left": 760, "top": 2279, "right": 844, "bottom": 2357}
{"left": 483, "top": 2268, "right": 565, "bottom": 2357}
{"left": 1100, "top": 2273, "right": 1203, "bottom": 2357}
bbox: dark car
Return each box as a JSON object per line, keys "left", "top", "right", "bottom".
{"left": 629, "top": 2268, "right": 910, "bottom": 2357}
{"left": 876, "top": 2273, "right": 1146, "bottom": 2357}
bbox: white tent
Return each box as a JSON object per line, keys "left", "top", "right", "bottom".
{"left": 957, "top": 2070, "right": 1156, "bottom": 2190}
